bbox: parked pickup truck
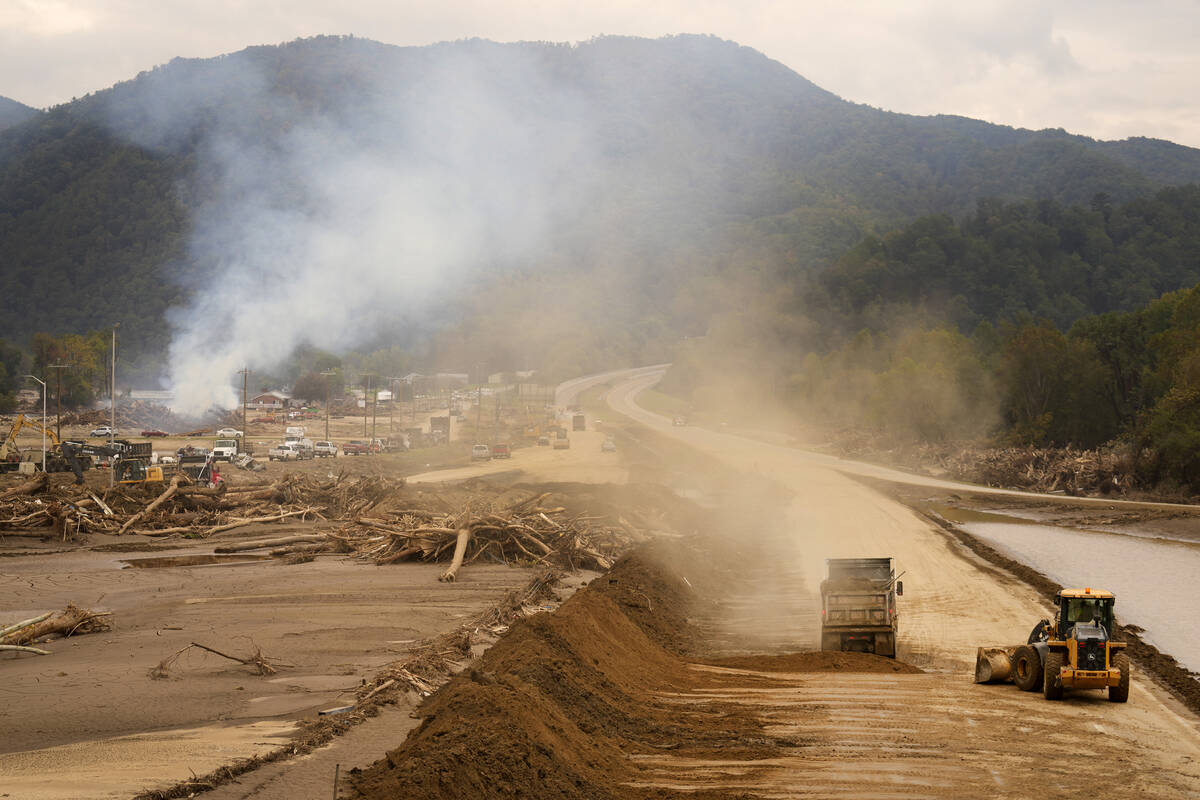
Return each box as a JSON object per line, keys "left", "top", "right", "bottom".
{"left": 268, "top": 443, "right": 300, "bottom": 461}
{"left": 343, "top": 440, "right": 372, "bottom": 456}
{"left": 314, "top": 441, "right": 337, "bottom": 458}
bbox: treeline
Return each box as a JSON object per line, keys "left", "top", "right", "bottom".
{"left": 788, "top": 282, "right": 1200, "bottom": 491}
{"left": 816, "top": 186, "right": 1200, "bottom": 332}
{"left": 664, "top": 188, "right": 1200, "bottom": 492}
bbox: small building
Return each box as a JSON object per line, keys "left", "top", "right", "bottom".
{"left": 251, "top": 391, "right": 292, "bottom": 410}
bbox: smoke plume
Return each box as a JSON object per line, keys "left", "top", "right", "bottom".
{"left": 137, "top": 40, "right": 597, "bottom": 414}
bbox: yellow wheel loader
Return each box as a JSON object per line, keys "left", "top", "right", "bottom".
{"left": 975, "top": 588, "right": 1130, "bottom": 703}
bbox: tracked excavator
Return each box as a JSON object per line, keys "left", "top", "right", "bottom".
{"left": 1, "top": 414, "right": 64, "bottom": 472}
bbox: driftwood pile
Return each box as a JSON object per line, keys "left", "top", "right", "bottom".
{"left": 0, "top": 603, "right": 112, "bottom": 655}
{"left": 2, "top": 469, "right": 659, "bottom": 586}
{"left": 833, "top": 431, "right": 1131, "bottom": 496}
{"left": 0, "top": 470, "right": 404, "bottom": 540}
{"left": 328, "top": 491, "right": 646, "bottom": 580}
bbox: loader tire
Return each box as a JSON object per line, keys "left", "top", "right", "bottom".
{"left": 1109, "top": 653, "right": 1131, "bottom": 703}
{"left": 1043, "top": 651, "right": 1064, "bottom": 700}
{"left": 1013, "top": 645, "right": 1042, "bottom": 692}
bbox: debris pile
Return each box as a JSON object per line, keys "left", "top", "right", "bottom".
{"left": 58, "top": 400, "right": 187, "bottom": 432}
{"left": 329, "top": 491, "right": 646, "bottom": 578}
{"left": 830, "top": 430, "right": 1131, "bottom": 496}
{"left": 0, "top": 471, "right": 404, "bottom": 540}
{"left": 2, "top": 474, "right": 665, "bottom": 585}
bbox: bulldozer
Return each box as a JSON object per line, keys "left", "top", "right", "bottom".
{"left": 975, "top": 587, "right": 1130, "bottom": 703}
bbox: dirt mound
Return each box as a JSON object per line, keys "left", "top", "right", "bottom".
{"left": 348, "top": 544, "right": 789, "bottom": 800}
{"left": 701, "top": 651, "right": 923, "bottom": 674}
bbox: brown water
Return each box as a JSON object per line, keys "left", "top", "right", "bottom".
{"left": 952, "top": 515, "right": 1200, "bottom": 673}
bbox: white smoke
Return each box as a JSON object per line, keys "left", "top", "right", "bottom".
{"left": 159, "top": 41, "right": 597, "bottom": 415}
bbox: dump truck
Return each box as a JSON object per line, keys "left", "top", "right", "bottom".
{"left": 819, "top": 557, "right": 903, "bottom": 657}
{"left": 975, "top": 587, "right": 1130, "bottom": 702}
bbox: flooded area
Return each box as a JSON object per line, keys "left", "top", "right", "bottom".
{"left": 941, "top": 507, "right": 1200, "bottom": 674}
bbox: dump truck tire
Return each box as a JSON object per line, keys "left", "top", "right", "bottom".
{"left": 1043, "top": 651, "right": 1064, "bottom": 700}
{"left": 1013, "top": 645, "right": 1042, "bottom": 692}
{"left": 1109, "top": 653, "right": 1131, "bottom": 703}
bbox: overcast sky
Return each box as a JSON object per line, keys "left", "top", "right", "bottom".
{"left": 2, "top": 0, "right": 1198, "bottom": 147}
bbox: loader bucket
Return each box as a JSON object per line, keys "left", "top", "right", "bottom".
{"left": 974, "top": 646, "right": 1016, "bottom": 684}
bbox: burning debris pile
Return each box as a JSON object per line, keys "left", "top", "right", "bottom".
{"left": 58, "top": 400, "right": 187, "bottom": 431}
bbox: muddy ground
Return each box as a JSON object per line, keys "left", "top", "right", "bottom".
{"left": 7, "top": 375, "right": 1200, "bottom": 799}
{"left": 0, "top": 438, "right": 658, "bottom": 800}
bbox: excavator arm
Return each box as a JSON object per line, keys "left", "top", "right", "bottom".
{"left": 1, "top": 414, "right": 63, "bottom": 462}
{"left": 59, "top": 441, "right": 121, "bottom": 485}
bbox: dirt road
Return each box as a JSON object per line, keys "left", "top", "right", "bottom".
{"left": 602, "top": 372, "right": 1200, "bottom": 797}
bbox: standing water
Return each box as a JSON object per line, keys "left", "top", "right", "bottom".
{"left": 947, "top": 512, "right": 1200, "bottom": 674}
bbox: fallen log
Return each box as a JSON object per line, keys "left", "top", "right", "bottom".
{"left": 0, "top": 612, "right": 53, "bottom": 639}
{"left": 118, "top": 473, "right": 187, "bottom": 535}
{"left": 438, "top": 528, "right": 471, "bottom": 582}
{"left": 0, "top": 604, "right": 111, "bottom": 645}
{"left": 89, "top": 493, "right": 114, "bottom": 516}
{"left": 215, "top": 534, "right": 326, "bottom": 553}
{"left": 204, "top": 507, "right": 319, "bottom": 536}
{"left": 130, "top": 525, "right": 195, "bottom": 537}
{"left": 0, "top": 472, "right": 49, "bottom": 500}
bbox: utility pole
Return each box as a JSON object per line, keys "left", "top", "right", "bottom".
{"left": 238, "top": 368, "right": 249, "bottom": 443}
{"left": 320, "top": 370, "right": 336, "bottom": 442}
{"left": 363, "top": 375, "right": 371, "bottom": 440}
{"left": 370, "top": 381, "right": 378, "bottom": 454}
{"left": 24, "top": 375, "right": 46, "bottom": 473}
{"left": 475, "top": 364, "right": 483, "bottom": 436}
{"left": 110, "top": 323, "right": 119, "bottom": 488}
{"left": 46, "top": 364, "right": 70, "bottom": 441}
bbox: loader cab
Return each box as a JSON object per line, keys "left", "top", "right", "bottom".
{"left": 1055, "top": 589, "right": 1115, "bottom": 639}
{"left": 116, "top": 460, "right": 164, "bottom": 485}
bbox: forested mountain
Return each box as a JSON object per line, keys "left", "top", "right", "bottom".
{"left": 817, "top": 187, "right": 1200, "bottom": 332}
{"left": 3, "top": 34, "right": 1200, "bottom": 385}
{"left": 0, "top": 96, "right": 38, "bottom": 132}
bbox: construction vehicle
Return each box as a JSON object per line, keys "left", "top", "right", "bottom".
{"left": 178, "top": 450, "right": 217, "bottom": 484}
{"left": 1, "top": 414, "right": 63, "bottom": 472}
{"left": 820, "top": 557, "right": 903, "bottom": 657}
{"left": 58, "top": 441, "right": 163, "bottom": 486}
{"left": 975, "top": 587, "right": 1130, "bottom": 702}
{"left": 2, "top": 415, "right": 151, "bottom": 477}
